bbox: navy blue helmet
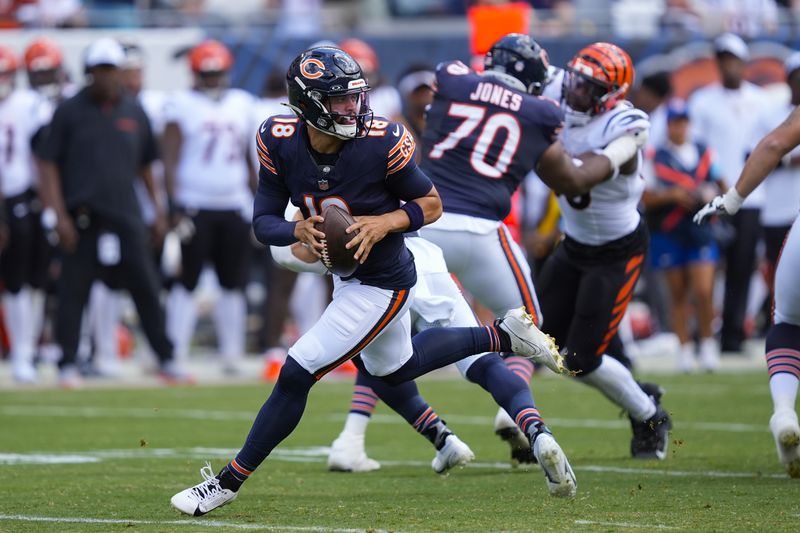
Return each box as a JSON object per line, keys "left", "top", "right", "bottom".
{"left": 286, "top": 46, "right": 373, "bottom": 139}
{"left": 484, "top": 33, "right": 550, "bottom": 96}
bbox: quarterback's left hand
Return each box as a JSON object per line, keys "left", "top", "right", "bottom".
{"left": 346, "top": 215, "right": 393, "bottom": 264}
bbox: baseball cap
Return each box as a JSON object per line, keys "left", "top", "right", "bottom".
{"left": 785, "top": 51, "right": 800, "bottom": 77}
{"left": 713, "top": 33, "right": 749, "bottom": 61}
{"left": 84, "top": 38, "right": 125, "bottom": 69}
{"left": 666, "top": 98, "right": 689, "bottom": 121}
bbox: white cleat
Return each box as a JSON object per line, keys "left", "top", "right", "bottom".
{"left": 432, "top": 434, "right": 475, "bottom": 474}
{"left": 533, "top": 433, "right": 577, "bottom": 498}
{"left": 494, "top": 408, "right": 535, "bottom": 467}
{"left": 770, "top": 411, "right": 800, "bottom": 478}
{"left": 327, "top": 433, "right": 381, "bottom": 473}
{"left": 170, "top": 462, "right": 238, "bottom": 516}
{"left": 497, "top": 307, "right": 564, "bottom": 374}
{"left": 12, "top": 362, "right": 37, "bottom": 384}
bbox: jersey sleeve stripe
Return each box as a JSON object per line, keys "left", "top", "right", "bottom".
{"left": 386, "top": 129, "right": 415, "bottom": 175}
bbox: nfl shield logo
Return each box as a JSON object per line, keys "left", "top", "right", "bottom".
{"left": 318, "top": 179, "right": 329, "bottom": 191}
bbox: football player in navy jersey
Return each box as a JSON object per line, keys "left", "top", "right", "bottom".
{"left": 418, "top": 33, "right": 649, "bottom": 462}
{"left": 171, "top": 46, "right": 580, "bottom": 516}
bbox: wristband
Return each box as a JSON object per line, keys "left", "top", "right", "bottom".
{"left": 400, "top": 201, "right": 425, "bottom": 232}
{"left": 599, "top": 135, "right": 638, "bottom": 172}
{"left": 722, "top": 187, "right": 745, "bottom": 214}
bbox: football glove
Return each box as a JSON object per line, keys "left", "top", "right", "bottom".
{"left": 693, "top": 188, "right": 745, "bottom": 224}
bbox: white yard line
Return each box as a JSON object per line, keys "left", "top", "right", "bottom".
{"left": 0, "top": 405, "right": 768, "bottom": 433}
{"left": 0, "top": 447, "right": 788, "bottom": 478}
{"left": 0, "top": 514, "right": 377, "bottom": 532}
{"left": 574, "top": 519, "right": 680, "bottom": 530}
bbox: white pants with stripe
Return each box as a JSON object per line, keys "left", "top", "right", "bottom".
{"left": 775, "top": 216, "right": 800, "bottom": 326}
{"left": 421, "top": 215, "right": 541, "bottom": 323}
{"left": 288, "top": 279, "right": 415, "bottom": 379}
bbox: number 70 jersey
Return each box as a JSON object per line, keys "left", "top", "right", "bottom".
{"left": 420, "top": 60, "right": 564, "bottom": 221}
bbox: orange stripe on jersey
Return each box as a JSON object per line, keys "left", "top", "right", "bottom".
{"left": 625, "top": 254, "right": 644, "bottom": 274}
{"left": 314, "top": 289, "right": 410, "bottom": 380}
{"left": 498, "top": 227, "right": 538, "bottom": 325}
{"left": 387, "top": 129, "right": 416, "bottom": 175}
{"left": 695, "top": 149, "right": 713, "bottom": 182}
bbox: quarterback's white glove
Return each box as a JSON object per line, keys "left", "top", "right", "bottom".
{"left": 693, "top": 188, "right": 745, "bottom": 224}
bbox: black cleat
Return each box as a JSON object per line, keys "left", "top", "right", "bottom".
{"left": 496, "top": 426, "right": 536, "bottom": 466}
{"left": 630, "top": 382, "right": 673, "bottom": 460}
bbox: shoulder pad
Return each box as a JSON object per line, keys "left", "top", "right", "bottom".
{"left": 601, "top": 104, "right": 650, "bottom": 144}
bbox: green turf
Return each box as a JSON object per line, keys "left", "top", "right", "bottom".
{"left": 1, "top": 371, "right": 798, "bottom": 532}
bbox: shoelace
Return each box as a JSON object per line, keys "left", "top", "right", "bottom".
{"left": 190, "top": 462, "right": 222, "bottom": 501}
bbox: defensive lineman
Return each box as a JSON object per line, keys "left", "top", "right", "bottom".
{"left": 537, "top": 42, "right": 672, "bottom": 459}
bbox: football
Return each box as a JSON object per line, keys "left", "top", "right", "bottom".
{"left": 315, "top": 205, "right": 360, "bottom": 277}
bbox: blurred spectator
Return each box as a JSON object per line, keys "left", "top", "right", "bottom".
{"left": 753, "top": 52, "right": 800, "bottom": 309}
{"left": 660, "top": 0, "right": 706, "bottom": 38}
{"left": 688, "top": 33, "right": 767, "bottom": 353}
{"left": 17, "top": 0, "right": 87, "bottom": 27}
{"left": 530, "top": 0, "right": 575, "bottom": 36}
{"left": 338, "top": 38, "right": 403, "bottom": 122}
{"left": 396, "top": 64, "right": 434, "bottom": 141}
{"left": 35, "top": 38, "right": 184, "bottom": 387}
{"left": 633, "top": 70, "right": 672, "bottom": 154}
{"left": 706, "top": 0, "right": 779, "bottom": 36}
{"left": 642, "top": 99, "right": 727, "bottom": 372}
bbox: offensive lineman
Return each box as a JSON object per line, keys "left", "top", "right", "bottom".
{"left": 417, "top": 34, "right": 649, "bottom": 463}
{"left": 170, "top": 46, "right": 583, "bottom": 516}
{"left": 695, "top": 98, "right": 800, "bottom": 479}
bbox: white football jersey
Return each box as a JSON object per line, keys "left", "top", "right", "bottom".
{"left": 557, "top": 102, "right": 649, "bottom": 246}
{"left": 754, "top": 100, "right": 800, "bottom": 227}
{"left": 164, "top": 88, "right": 255, "bottom": 210}
{"left": 0, "top": 89, "right": 51, "bottom": 197}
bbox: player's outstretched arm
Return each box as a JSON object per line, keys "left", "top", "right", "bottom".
{"left": 536, "top": 134, "right": 643, "bottom": 196}
{"left": 695, "top": 105, "right": 800, "bottom": 223}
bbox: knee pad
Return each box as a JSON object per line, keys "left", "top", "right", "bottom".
{"left": 278, "top": 356, "right": 317, "bottom": 391}
{"left": 565, "top": 347, "right": 602, "bottom": 375}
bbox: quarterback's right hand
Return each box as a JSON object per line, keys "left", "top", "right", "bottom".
{"left": 693, "top": 188, "right": 745, "bottom": 224}
{"left": 294, "top": 215, "right": 325, "bottom": 257}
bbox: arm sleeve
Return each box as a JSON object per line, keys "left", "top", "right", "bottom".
{"left": 386, "top": 164, "right": 434, "bottom": 201}
{"left": 270, "top": 245, "right": 328, "bottom": 275}
{"left": 34, "top": 103, "right": 67, "bottom": 162}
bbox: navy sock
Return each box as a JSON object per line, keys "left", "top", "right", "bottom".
{"left": 383, "top": 325, "right": 503, "bottom": 385}
{"left": 356, "top": 369, "right": 449, "bottom": 449}
{"left": 466, "top": 353, "right": 544, "bottom": 435}
{"left": 766, "top": 322, "right": 800, "bottom": 379}
{"left": 223, "top": 357, "right": 316, "bottom": 490}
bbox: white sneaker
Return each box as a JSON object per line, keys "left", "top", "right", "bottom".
{"left": 432, "top": 434, "right": 475, "bottom": 474}
{"left": 532, "top": 432, "right": 577, "bottom": 498}
{"left": 769, "top": 411, "right": 800, "bottom": 478}
{"left": 497, "top": 308, "right": 563, "bottom": 374}
{"left": 494, "top": 408, "right": 534, "bottom": 467}
{"left": 677, "top": 343, "right": 695, "bottom": 373}
{"left": 327, "top": 433, "right": 381, "bottom": 472}
{"left": 12, "top": 361, "right": 37, "bottom": 384}
{"left": 170, "top": 462, "right": 238, "bottom": 516}
{"left": 698, "top": 338, "right": 720, "bottom": 372}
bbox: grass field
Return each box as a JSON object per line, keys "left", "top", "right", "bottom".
{"left": 1, "top": 370, "right": 798, "bottom": 532}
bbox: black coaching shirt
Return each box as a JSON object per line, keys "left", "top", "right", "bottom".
{"left": 36, "top": 86, "right": 158, "bottom": 225}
